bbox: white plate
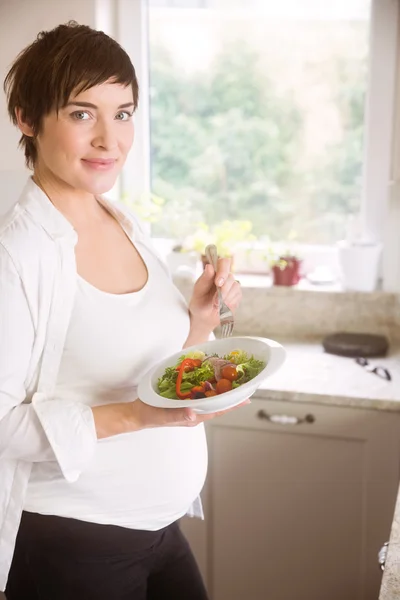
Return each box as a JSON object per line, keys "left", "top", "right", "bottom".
{"left": 137, "top": 336, "right": 286, "bottom": 414}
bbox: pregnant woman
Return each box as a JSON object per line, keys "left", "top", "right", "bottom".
{"left": 0, "top": 22, "right": 242, "bottom": 600}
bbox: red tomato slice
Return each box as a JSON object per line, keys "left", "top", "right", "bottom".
{"left": 216, "top": 378, "right": 233, "bottom": 395}
{"left": 221, "top": 365, "right": 239, "bottom": 381}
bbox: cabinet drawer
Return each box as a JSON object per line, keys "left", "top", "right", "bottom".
{"left": 208, "top": 396, "right": 400, "bottom": 442}
{"left": 194, "top": 397, "right": 400, "bottom": 600}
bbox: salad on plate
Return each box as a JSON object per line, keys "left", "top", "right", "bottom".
{"left": 157, "top": 349, "right": 266, "bottom": 400}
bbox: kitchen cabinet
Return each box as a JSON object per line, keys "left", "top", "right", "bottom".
{"left": 181, "top": 398, "right": 400, "bottom": 600}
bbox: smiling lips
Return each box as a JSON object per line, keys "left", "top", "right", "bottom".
{"left": 81, "top": 158, "right": 116, "bottom": 171}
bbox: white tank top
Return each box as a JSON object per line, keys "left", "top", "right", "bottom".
{"left": 24, "top": 239, "right": 208, "bottom": 531}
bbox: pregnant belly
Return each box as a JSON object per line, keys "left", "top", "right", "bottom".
{"left": 26, "top": 425, "right": 208, "bottom": 530}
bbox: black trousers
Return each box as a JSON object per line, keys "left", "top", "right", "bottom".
{"left": 6, "top": 511, "right": 209, "bottom": 600}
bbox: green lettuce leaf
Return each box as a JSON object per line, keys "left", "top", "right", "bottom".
{"left": 235, "top": 357, "right": 266, "bottom": 384}
{"left": 156, "top": 350, "right": 265, "bottom": 400}
{"left": 157, "top": 361, "right": 214, "bottom": 400}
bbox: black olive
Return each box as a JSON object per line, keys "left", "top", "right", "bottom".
{"left": 192, "top": 392, "right": 207, "bottom": 399}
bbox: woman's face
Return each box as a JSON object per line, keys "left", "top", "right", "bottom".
{"left": 34, "top": 80, "right": 135, "bottom": 195}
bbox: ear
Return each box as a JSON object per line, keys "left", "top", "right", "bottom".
{"left": 15, "top": 107, "right": 34, "bottom": 137}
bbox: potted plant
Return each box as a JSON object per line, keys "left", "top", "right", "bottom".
{"left": 269, "top": 250, "right": 302, "bottom": 286}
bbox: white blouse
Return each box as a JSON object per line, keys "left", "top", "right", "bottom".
{"left": 25, "top": 239, "right": 208, "bottom": 530}
{"left": 0, "top": 178, "right": 204, "bottom": 590}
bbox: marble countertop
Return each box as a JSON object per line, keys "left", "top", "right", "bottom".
{"left": 244, "top": 336, "right": 400, "bottom": 412}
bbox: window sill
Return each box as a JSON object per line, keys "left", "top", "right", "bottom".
{"left": 174, "top": 269, "right": 394, "bottom": 300}
{"left": 234, "top": 273, "right": 394, "bottom": 298}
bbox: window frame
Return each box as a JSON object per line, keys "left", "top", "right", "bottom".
{"left": 115, "top": 0, "right": 400, "bottom": 290}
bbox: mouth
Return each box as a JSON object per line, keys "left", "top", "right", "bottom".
{"left": 81, "top": 158, "right": 117, "bottom": 171}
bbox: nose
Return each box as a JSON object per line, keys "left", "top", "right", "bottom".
{"left": 91, "top": 118, "right": 118, "bottom": 151}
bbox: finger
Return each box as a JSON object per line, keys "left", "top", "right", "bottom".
{"left": 179, "top": 408, "right": 197, "bottom": 424}
{"left": 220, "top": 272, "right": 236, "bottom": 298}
{"left": 161, "top": 407, "right": 197, "bottom": 426}
{"left": 237, "top": 399, "right": 252, "bottom": 407}
{"left": 225, "top": 287, "right": 242, "bottom": 306}
{"left": 204, "top": 263, "right": 215, "bottom": 278}
{"left": 214, "top": 257, "right": 231, "bottom": 288}
{"left": 193, "top": 263, "right": 216, "bottom": 296}
{"left": 223, "top": 282, "right": 242, "bottom": 310}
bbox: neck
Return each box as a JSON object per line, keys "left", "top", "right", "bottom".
{"left": 32, "top": 167, "right": 103, "bottom": 229}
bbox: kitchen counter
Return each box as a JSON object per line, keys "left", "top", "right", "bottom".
{"left": 246, "top": 336, "right": 400, "bottom": 412}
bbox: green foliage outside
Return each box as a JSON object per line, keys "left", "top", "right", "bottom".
{"left": 146, "top": 33, "right": 367, "bottom": 245}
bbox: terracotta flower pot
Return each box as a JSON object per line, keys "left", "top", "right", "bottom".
{"left": 272, "top": 257, "right": 302, "bottom": 286}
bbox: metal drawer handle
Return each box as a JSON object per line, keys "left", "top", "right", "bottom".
{"left": 378, "top": 542, "right": 389, "bottom": 571}
{"left": 257, "top": 410, "right": 315, "bottom": 425}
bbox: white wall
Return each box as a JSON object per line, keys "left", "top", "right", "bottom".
{"left": 0, "top": 0, "right": 97, "bottom": 214}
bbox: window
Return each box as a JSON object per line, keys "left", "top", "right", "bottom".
{"left": 147, "top": 0, "right": 371, "bottom": 248}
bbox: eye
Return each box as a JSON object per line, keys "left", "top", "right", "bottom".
{"left": 71, "top": 111, "right": 90, "bottom": 121}
{"left": 115, "top": 111, "right": 133, "bottom": 121}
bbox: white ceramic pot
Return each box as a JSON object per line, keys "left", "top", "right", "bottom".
{"left": 337, "top": 241, "right": 382, "bottom": 292}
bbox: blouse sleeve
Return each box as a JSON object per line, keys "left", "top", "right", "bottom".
{"left": 0, "top": 243, "right": 97, "bottom": 481}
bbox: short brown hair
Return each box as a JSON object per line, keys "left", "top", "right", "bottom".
{"left": 4, "top": 21, "right": 139, "bottom": 168}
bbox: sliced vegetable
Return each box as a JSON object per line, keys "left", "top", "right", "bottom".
{"left": 190, "top": 384, "right": 207, "bottom": 399}
{"left": 175, "top": 358, "right": 202, "bottom": 371}
{"left": 191, "top": 385, "right": 206, "bottom": 394}
{"left": 192, "top": 392, "right": 207, "bottom": 399}
{"left": 216, "top": 378, "right": 233, "bottom": 394}
{"left": 221, "top": 365, "right": 239, "bottom": 381}
{"left": 203, "top": 356, "right": 232, "bottom": 381}
{"left": 158, "top": 359, "right": 214, "bottom": 399}
{"left": 176, "top": 359, "right": 196, "bottom": 399}
{"left": 157, "top": 348, "right": 266, "bottom": 400}
{"left": 225, "top": 350, "right": 250, "bottom": 365}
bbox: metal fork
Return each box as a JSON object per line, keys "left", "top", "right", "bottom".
{"left": 205, "top": 244, "right": 235, "bottom": 338}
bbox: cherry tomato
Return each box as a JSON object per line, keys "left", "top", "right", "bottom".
{"left": 221, "top": 365, "right": 239, "bottom": 382}
{"left": 205, "top": 390, "right": 217, "bottom": 397}
{"left": 216, "top": 378, "right": 233, "bottom": 395}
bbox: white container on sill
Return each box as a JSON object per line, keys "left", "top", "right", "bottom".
{"left": 337, "top": 240, "right": 382, "bottom": 292}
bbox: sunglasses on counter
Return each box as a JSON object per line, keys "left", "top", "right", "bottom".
{"left": 355, "top": 357, "right": 392, "bottom": 381}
